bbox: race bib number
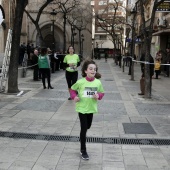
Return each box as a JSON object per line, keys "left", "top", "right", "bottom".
{"left": 69, "top": 66, "right": 77, "bottom": 71}
{"left": 83, "top": 87, "right": 97, "bottom": 98}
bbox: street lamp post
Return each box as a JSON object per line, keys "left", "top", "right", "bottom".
{"left": 81, "top": 34, "right": 84, "bottom": 57}
{"left": 92, "top": 38, "right": 95, "bottom": 59}
{"left": 128, "top": 6, "right": 137, "bottom": 81}
{"left": 50, "top": 9, "right": 57, "bottom": 51}
{"left": 71, "top": 25, "right": 76, "bottom": 47}
{"left": 74, "top": 19, "right": 83, "bottom": 56}
{"left": 63, "top": 13, "right": 67, "bottom": 53}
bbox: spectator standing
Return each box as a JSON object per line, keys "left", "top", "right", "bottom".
{"left": 19, "top": 43, "right": 26, "bottom": 65}
{"left": 154, "top": 59, "right": 161, "bottom": 79}
{"left": 58, "top": 50, "right": 64, "bottom": 70}
{"left": 27, "top": 43, "right": 31, "bottom": 59}
{"left": 155, "top": 50, "right": 162, "bottom": 61}
{"left": 105, "top": 51, "right": 108, "bottom": 62}
{"left": 38, "top": 47, "right": 53, "bottom": 89}
{"left": 48, "top": 49, "right": 55, "bottom": 73}
{"left": 54, "top": 51, "right": 60, "bottom": 71}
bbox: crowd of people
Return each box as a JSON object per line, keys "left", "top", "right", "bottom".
{"left": 19, "top": 43, "right": 66, "bottom": 88}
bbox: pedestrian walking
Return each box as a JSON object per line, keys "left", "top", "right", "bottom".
{"left": 38, "top": 47, "right": 54, "bottom": 89}
{"left": 156, "top": 50, "right": 162, "bottom": 61}
{"left": 63, "top": 45, "right": 80, "bottom": 100}
{"left": 105, "top": 51, "right": 108, "bottom": 62}
{"left": 154, "top": 59, "right": 161, "bottom": 79}
{"left": 70, "top": 59, "right": 104, "bottom": 160}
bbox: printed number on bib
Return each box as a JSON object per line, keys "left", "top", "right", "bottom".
{"left": 83, "top": 87, "right": 97, "bottom": 98}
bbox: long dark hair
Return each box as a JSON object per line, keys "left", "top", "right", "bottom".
{"left": 81, "top": 59, "right": 101, "bottom": 79}
{"left": 40, "top": 47, "right": 48, "bottom": 56}
{"left": 67, "top": 45, "right": 75, "bottom": 54}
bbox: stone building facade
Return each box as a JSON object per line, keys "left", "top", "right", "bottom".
{"left": 0, "top": 0, "right": 92, "bottom": 58}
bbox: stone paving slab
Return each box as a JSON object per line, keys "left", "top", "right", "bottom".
{"left": 13, "top": 99, "right": 64, "bottom": 112}
{"left": 0, "top": 59, "right": 170, "bottom": 169}
{"left": 123, "top": 123, "right": 156, "bottom": 134}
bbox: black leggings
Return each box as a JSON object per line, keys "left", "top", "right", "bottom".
{"left": 65, "top": 71, "right": 78, "bottom": 88}
{"left": 79, "top": 113, "right": 93, "bottom": 151}
{"left": 39, "top": 68, "right": 51, "bottom": 87}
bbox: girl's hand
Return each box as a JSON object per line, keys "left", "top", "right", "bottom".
{"left": 93, "top": 93, "right": 99, "bottom": 100}
{"left": 69, "top": 63, "right": 74, "bottom": 67}
{"left": 74, "top": 96, "right": 80, "bottom": 102}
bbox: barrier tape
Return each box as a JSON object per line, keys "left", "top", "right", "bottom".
{"left": 18, "top": 63, "right": 38, "bottom": 69}
{"left": 122, "top": 56, "right": 170, "bottom": 66}
{"left": 132, "top": 60, "right": 170, "bottom": 66}
{"left": 0, "top": 63, "right": 38, "bottom": 70}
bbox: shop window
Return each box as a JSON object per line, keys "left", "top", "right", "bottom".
{"left": 99, "top": 1, "right": 107, "bottom": 5}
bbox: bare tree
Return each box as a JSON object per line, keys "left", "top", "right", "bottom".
{"left": 95, "top": 0, "right": 126, "bottom": 61}
{"left": 8, "top": 0, "right": 28, "bottom": 93}
{"left": 24, "top": 0, "right": 53, "bottom": 46}
{"left": 68, "top": 6, "right": 92, "bottom": 55}
{"left": 52, "top": 0, "right": 81, "bottom": 53}
{"left": 139, "top": 0, "right": 165, "bottom": 98}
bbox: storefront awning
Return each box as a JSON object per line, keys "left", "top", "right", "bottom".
{"left": 153, "top": 29, "right": 170, "bottom": 36}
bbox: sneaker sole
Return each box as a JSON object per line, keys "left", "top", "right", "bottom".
{"left": 80, "top": 152, "right": 89, "bottom": 160}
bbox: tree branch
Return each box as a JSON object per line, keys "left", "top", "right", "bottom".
{"left": 36, "top": 0, "right": 53, "bottom": 23}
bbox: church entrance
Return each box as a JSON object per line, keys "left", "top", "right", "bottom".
{"left": 44, "top": 34, "right": 54, "bottom": 50}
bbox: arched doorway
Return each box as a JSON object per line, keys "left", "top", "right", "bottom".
{"left": 44, "top": 34, "right": 53, "bottom": 50}
{"left": 36, "top": 24, "right": 64, "bottom": 52}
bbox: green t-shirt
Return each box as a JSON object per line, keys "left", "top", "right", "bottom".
{"left": 38, "top": 55, "right": 50, "bottom": 68}
{"left": 71, "top": 78, "right": 104, "bottom": 114}
{"left": 63, "top": 54, "right": 80, "bottom": 72}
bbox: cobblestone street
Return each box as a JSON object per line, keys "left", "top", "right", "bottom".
{"left": 0, "top": 58, "right": 170, "bottom": 170}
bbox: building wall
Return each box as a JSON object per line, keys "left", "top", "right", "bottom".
{"left": 0, "top": 0, "right": 17, "bottom": 52}
{"left": 92, "top": 0, "right": 126, "bottom": 51}
{"left": 0, "top": 0, "right": 92, "bottom": 58}
{"left": 26, "top": 0, "right": 92, "bottom": 57}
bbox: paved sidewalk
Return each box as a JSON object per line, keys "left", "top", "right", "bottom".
{"left": 0, "top": 58, "right": 170, "bottom": 170}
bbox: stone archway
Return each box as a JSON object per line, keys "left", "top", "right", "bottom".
{"left": 44, "top": 34, "right": 53, "bottom": 50}
{"left": 36, "top": 23, "right": 64, "bottom": 51}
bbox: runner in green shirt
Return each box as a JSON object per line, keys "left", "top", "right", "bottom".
{"left": 70, "top": 59, "right": 104, "bottom": 160}
{"left": 63, "top": 46, "right": 80, "bottom": 100}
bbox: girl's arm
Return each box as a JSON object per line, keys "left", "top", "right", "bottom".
{"left": 93, "top": 92, "right": 104, "bottom": 100}
{"left": 70, "top": 89, "right": 77, "bottom": 100}
{"left": 97, "top": 92, "right": 104, "bottom": 100}
{"left": 63, "top": 63, "right": 70, "bottom": 68}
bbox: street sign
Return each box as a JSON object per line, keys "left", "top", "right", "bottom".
{"left": 156, "top": 1, "right": 170, "bottom": 12}
{"left": 0, "top": 5, "right": 5, "bottom": 24}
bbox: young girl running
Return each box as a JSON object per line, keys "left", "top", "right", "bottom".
{"left": 70, "top": 59, "right": 104, "bottom": 160}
